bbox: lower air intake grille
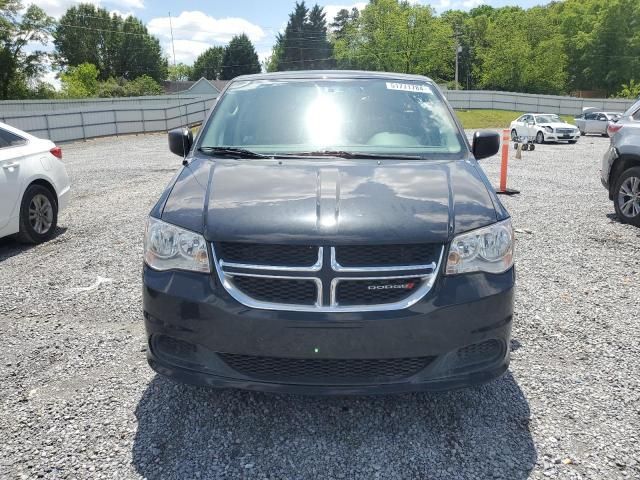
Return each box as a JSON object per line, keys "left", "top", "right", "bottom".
{"left": 218, "top": 242, "right": 318, "bottom": 267}
{"left": 455, "top": 340, "right": 502, "bottom": 368}
{"left": 336, "top": 278, "right": 422, "bottom": 306}
{"left": 231, "top": 276, "right": 317, "bottom": 306}
{"left": 335, "top": 244, "right": 439, "bottom": 267}
{"left": 218, "top": 353, "right": 434, "bottom": 382}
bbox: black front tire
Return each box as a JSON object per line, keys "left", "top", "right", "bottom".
{"left": 16, "top": 185, "right": 58, "bottom": 244}
{"left": 536, "top": 132, "right": 544, "bottom": 144}
{"left": 613, "top": 167, "right": 640, "bottom": 227}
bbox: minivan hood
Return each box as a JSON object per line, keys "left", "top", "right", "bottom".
{"left": 161, "top": 156, "right": 500, "bottom": 244}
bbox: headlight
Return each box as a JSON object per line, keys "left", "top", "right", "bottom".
{"left": 544, "top": 126, "right": 553, "bottom": 133}
{"left": 144, "top": 217, "right": 210, "bottom": 272}
{"left": 446, "top": 219, "right": 514, "bottom": 275}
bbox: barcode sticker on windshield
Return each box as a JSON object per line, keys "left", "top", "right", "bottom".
{"left": 385, "top": 82, "right": 432, "bottom": 93}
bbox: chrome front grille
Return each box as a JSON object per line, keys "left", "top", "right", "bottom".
{"left": 557, "top": 128, "right": 574, "bottom": 135}
{"left": 213, "top": 243, "right": 444, "bottom": 312}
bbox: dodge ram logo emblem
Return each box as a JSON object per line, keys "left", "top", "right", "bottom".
{"left": 368, "top": 282, "right": 416, "bottom": 290}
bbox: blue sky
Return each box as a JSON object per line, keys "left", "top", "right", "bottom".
{"left": 34, "top": 0, "right": 547, "bottom": 73}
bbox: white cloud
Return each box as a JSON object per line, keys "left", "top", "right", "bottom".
{"left": 323, "top": 2, "right": 367, "bottom": 25}
{"left": 42, "top": 70, "right": 61, "bottom": 91}
{"left": 109, "top": 9, "right": 133, "bottom": 18}
{"left": 148, "top": 11, "right": 265, "bottom": 45}
{"left": 25, "top": 0, "right": 143, "bottom": 18}
{"left": 463, "top": 0, "right": 485, "bottom": 8}
{"left": 109, "top": 0, "right": 143, "bottom": 9}
{"left": 148, "top": 11, "right": 266, "bottom": 66}
{"left": 165, "top": 39, "right": 215, "bottom": 65}
{"left": 27, "top": 0, "right": 98, "bottom": 18}
{"left": 257, "top": 49, "right": 273, "bottom": 66}
{"left": 433, "top": 0, "right": 485, "bottom": 12}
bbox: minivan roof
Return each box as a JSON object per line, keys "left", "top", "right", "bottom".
{"left": 230, "top": 70, "right": 435, "bottom": 83}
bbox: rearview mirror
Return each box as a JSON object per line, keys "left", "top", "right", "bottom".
{"left": 168, "top": 127, "right": 193, "bottom": 157}
{"left": 472, "top": 130, "right": 500, "bottom": 160}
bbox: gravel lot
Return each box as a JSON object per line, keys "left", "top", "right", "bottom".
{"left": 0, "top": 132, "right": 639, "bottom": 479}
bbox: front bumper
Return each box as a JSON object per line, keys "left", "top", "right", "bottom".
{"left": 601, "top": 146, "right": 618, "bottom": 191}
{"left": 545, "top": 132, "right": 580, "bottom": 141}
{"left": 57, "top": 185, "right": 71, "bottom": 212}
{"left": 143, "top": 265, "right": 515, "bottom": 394}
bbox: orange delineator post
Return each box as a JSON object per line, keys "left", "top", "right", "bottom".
{"left": 500, "top": 129, "right": 509, "bottom": 191}
{"left": 496, "top": 129, "right": 519, "bottom": 195}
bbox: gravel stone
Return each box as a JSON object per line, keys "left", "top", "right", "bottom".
{"left": 0, "top": 132, "right": 638, "bottom": 479}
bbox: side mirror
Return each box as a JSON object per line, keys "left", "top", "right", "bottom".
{"left": 168, "top": 127, "right": 193, "bottom": 157}
{"left": 472, "top": 130, "right": 500, "bottom": 160}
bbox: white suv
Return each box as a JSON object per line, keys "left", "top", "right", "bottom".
{"left": 0, "top": 122, "right": 71, "bottom": 243}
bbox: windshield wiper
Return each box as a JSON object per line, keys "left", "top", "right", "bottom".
{"left": 289, "top": 150, "right": 423, "bottom": 160}
{"left": 198, "top": 146, "right": 270, "bottom": 159}
{"left": 197, "top": 147, "right": 423, "bottom": 160}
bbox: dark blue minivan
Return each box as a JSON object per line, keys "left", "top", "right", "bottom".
{"left": 142, "top": 71, "right": 515, "bottom": 394}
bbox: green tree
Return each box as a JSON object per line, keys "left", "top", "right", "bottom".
{"left": 333, "top": 0, "right": 453, "bottom": 80}
{"left": 616, "top": 79, "right": 640, "bottom": 99}
{"left": 190, "top": 46, "right": 224, "bottom": 80}
{"left": 54, "top": 4, "right": 166, "bottom": 82}
{"left": 93, "top": 75, "right": 162, "bottom": 97}
{"left": 274, "top": 2, "right": 334, "bottom": 71}
{"left": 123, "top": 74, "right": 163, "bottom": 96}
{"left": 330, "top": 7, "right": 359, "bottom": 42}
{"left": 168, "top": 63, "right": 192, "bottom": 81}
{"left": 60, "top": 62, "right": 99, "bottom": 98}
{"left": 221, "top": 34, "right": 261, "bottom": 80}
{"left": 306, "top": 4, "right": 334, "bottom": 69}
{"left": 116, "top": 15, "right": 167, "bottom": 82}
{"left": 0, "top": 0, "right": 54, "bottom": 99}
{"left": 472, "top": 6, "right": 568, "bottom": 94}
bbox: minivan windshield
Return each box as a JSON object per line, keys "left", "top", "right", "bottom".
{"left": 199, "top": 78, "right": 464, "bottom": 157}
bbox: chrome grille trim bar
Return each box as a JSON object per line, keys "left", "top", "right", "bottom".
{"left": 212, "top": 245, "right": 445, "bottom": 312}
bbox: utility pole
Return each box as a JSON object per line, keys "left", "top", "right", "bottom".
{"left": 454, "top": 30, "right": 462, "bottom": 90}
{"left": 455, "top": 39, "right": 459, "bottom": 90}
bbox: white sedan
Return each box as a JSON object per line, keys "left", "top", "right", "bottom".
{"left": 0, "top": 122, "right": 71, "bottom": 243}
{"left": 510, "top": 113, "right": 580, "bottom": 144}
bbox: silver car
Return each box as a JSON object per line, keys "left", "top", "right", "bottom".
{"left": 576, "top": 109, "right": 623, "bottom": 137}
{"left": 601, "top": 99, "right": 640, "bottom": 226}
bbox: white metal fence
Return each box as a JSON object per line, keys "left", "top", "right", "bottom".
{"left": 0, "top": 94, "right": 205, "bottom": 113}
{"left": 0, "top": 90, "right": 637, "bottom": 144}
{"left": 444, "top": 90, "right": 636, "bottom": 116}
{"left": 0, "top": 96, "right": 216, "bottom": 143}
